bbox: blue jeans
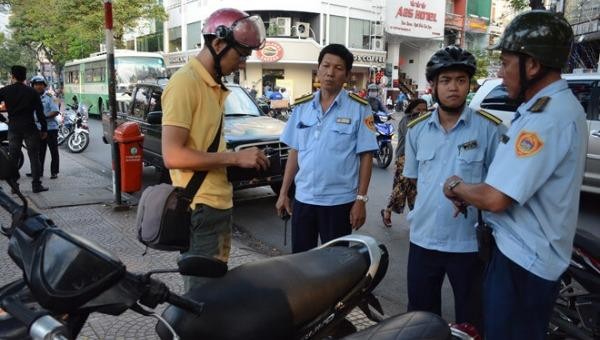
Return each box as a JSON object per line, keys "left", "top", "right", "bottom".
{"left": 484, "top": 244, "right": 560, "bottom": 339}
{"left": 183, "top": 204, "right": 232, "bottom": 292}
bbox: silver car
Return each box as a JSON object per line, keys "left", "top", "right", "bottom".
{"left": 469, "top": 74, "right": 600, "bottom": 194}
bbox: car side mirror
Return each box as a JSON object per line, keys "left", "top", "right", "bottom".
{"left": 147, "top": 111, "right": 162, "bottom": 125}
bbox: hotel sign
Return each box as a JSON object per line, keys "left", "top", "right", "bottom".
{"left": 385, "top": 0, "right": 445, "bottom": 38}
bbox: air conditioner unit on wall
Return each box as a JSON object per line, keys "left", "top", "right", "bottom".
{"left": 372, "top": 23, "right": 383, "bottom": 36}
{"left": 275, "top": 17, "right": 292, "bottom": 36}
{"left": 294, "top": 22, "right": 310, "bottom": 38}
{"left": 371, "top": 37, "right": 384, "bottom": 50}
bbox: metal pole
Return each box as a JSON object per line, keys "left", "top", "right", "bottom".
{"left": 104, "top": 0, "right": 123, "bottom": 206}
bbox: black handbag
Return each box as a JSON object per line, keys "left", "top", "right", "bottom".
{"left": 136, "top": 117, "right": 222, "bottom": 251}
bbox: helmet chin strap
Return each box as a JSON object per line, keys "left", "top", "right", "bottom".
{"left": 207, "top": 41, "right": 232, "bottom": 90}
{"left": 517, "top": 54, "right": 548, "bottom": 105}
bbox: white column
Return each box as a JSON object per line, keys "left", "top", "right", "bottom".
{"left": 181, "top": 0, "right": 187, "bottom": 51}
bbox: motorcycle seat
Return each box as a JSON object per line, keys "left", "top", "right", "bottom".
{"left": 158, "top": 246, "right": 369, "bottom": 340}
{"left": 574, "top": 229, "right": 600, "bottom": 260}
{"left": 342, "top": 311, "right": 451, "bottom": 340}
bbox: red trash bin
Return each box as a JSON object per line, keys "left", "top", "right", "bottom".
{"left": 113, "top": 122, "right": 144, "bottom": 193}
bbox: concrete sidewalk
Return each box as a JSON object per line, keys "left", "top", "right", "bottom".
{"left": 0, "top": 148, "right": 375, "bottom": 339}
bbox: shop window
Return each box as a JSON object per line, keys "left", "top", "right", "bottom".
{"left": 349, "top": 18, "right": 370, "bottom": 49}
{"left": 169, "top": 26, "right": 182, "bottom": 52}
{"left": 329, "top": 15, "right": 346, "bottom": 45}
{"left": 187, "top": 21, "right": 202, "bottom": 50}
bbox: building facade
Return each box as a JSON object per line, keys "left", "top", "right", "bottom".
{"left": 128, "top": 0, "right": 501, "bottom": 101}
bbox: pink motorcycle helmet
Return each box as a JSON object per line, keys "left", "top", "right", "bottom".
{"left": 202, "top": 8, "right": 266, "bottom": 50}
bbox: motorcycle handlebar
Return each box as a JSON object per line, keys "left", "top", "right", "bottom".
{"left": 167, "top": 292, "right": 204, "bottom": 315}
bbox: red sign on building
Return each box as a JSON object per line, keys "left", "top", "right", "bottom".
{"left": 256, "top": 41, "right": 284, "bottom": 63}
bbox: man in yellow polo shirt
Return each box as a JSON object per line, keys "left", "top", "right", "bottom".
{"left": 161, "top": 8, "right": 269, "bottom": 290}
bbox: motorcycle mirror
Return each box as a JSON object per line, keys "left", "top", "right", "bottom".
{"left": 177, "top": 254, "right": 228, "bottom": 278}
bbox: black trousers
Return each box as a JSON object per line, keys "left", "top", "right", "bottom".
{"left": 39, "top": 129, "right": 59, "bottom": 176}
{"left": 407, "top": 242, "right": 484, "bottom": 331}
{"left": 8, "top": 130, "right": 42, "bottom": 186}
{"left": 291, "top": 200, "right": 353, "bottom": 253}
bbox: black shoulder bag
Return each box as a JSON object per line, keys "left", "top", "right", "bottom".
{"left": 136, "top": 117, "right": 223, "bottom": 252}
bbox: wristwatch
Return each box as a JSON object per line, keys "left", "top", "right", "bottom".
{"left": 356, "top": 195, "right": 369, "bottom": 203}
{"left": 447, "top": 179, "right": 463, "bottom": 191}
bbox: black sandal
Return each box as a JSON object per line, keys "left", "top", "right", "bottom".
{"left": 380, "top": 209, "right": 392, "bottom": 228}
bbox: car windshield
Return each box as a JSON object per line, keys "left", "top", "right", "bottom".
{"left": 225, "top": 86, "right": 262, "bottom": 116}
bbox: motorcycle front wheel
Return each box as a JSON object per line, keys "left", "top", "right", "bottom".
{"left": 57, "top": 125, "right": 70, "bottom": 145}
{"left": 376, "top": 142, "right": 393, "bottom": 169}
{"left": 67, "top": 132, "right": 89, "bottom": 153}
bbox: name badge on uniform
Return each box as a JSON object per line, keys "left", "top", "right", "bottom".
{"left": 336, "top": 117, "right": 351, "bottom": 125}
{"left": 458, "top": 140, "right": 478, "bottom": 153}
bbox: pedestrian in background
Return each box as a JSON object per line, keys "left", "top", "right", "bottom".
{"left": 275, "top": 44, "right": 378, "bottom": 253}
{"left": 380, "top": 98, "right": 427, "bottom": 227}
{"left": 161, "top": 8, "right": 269, "bottom": 291}
{"left": 403, "top": 46, "right": 505, "bottom": 331}
{"left": 31, "top": 76, "right": 60, "bottom": 179}
{"left": 442, "top": 11, "right": 586, "bottom": 339}
{"left": 0, "top": 65, "right": 48, "bottom": 193}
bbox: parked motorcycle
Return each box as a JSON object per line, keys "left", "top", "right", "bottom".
{"left": 57, "top": 103, "right": 90, "bottom": 153}
{"left": 549, "top": 229, "right": 600, "bottom": 340}
{"left": 0, "top": 147, "right": 480, "bottom": 339}
{"left": 373, "top": 111, "right": 395, "bottom": 169}
{"left": 0, "top": 121, "right": 24, "bottom": 169}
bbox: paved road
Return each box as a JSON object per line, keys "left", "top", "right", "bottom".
{"left": 86, "top": 118, "right": 600, "bottom": 321}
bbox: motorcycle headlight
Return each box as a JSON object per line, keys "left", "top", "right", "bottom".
{"left": 379, "top": 115, "right": 388, "bottom": 122}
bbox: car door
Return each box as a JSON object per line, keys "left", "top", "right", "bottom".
{"left": 143, "top": 86, "right": 163, "bottom": 162}
{"left": 567, "top": 80, "right": 600, "bottom": 192}
{"left": 129, "top": 85, "right": 155, "bottom": 159}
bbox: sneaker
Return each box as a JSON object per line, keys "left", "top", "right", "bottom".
{"left": 32, "top": 185, "right": 49, "bottom": 193}
{"left": 50, "top": 174, "right": 58, "bottom": 179}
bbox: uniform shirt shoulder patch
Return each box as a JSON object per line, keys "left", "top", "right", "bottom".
{"left": 407, "top": 112, "right": 431, "bottom": 128}
{"left": 476, "top": 109, "right": 502, "bottom": 125}
{"left": 528, "top": 96, "right": 551, "bottom": 113}
{"left": 515, "top": 130, "right": 544, "bottom": 157}
{"left": 293, "top": 93, "right": 314, "bottom": 106}
{"left": 348, "top": 92, "right": 369, "bottom": 105}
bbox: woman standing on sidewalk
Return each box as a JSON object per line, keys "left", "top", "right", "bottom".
{"left": 380, "top": 99, "right": 427, "bottom": 227}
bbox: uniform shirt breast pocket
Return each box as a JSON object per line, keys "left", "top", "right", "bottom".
{"left": 457, "top": 149, "right": 485, "bottom": 182}
{"left": 330, "top": 123, "right": 355, "bottom": 151}
{"left": 416, "top": 148, "right": 436, "bottom": 183}
{"left": 296, "top": 121, "right": 316, "bottom": 150}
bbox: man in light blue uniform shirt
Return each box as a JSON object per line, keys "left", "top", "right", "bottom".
{"left": 31, "top": 76, "right": 60, "bottom": 179}
{"left": 443, "top": 11, "right": 587, "bottom": 339}
{"left": 403, "top": 46, "right": 505, "bottom": 330}
{"left": 276, "top": 44, "right": 378, "bottom": 253}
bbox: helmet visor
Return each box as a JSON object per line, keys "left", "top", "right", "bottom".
{"left": 231, "top": 15, "right": 266, "bottom": 50}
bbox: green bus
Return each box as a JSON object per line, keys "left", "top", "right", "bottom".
{"left": 63, "top": 50, "right": 167, "bottom": 117}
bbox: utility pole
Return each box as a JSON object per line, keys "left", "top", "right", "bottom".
{"left": 104, "top": 0, "right": 124, "bottom": 207}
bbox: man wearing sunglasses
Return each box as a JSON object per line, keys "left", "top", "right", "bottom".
{"left": 161, "top": 8, "right": 269, "bottom": 291}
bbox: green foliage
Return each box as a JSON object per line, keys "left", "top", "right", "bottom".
{"left": 0, "top": 33, "right": 37, "bottom": 83}
{"left": 472, "top": 49, "right": 500, "bottom": 81}
{"left": 508, "top": 0, "right": 545, "bottom": 10}
{"left": 2, "top": 0, "right": 166, "bottom": 74}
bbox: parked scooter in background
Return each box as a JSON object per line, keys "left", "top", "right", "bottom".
{"left": 549, "top": 229, "right": 600, "bottom": 340}
{"left": 57, "top": 103, "right": 90, "bottom": 153}
{"left": 373, "top": 110, "right": 395, "bottom": 169}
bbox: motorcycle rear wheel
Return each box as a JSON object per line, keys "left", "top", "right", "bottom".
{"left": 67, "top": 132, "right": 89, "bottom": 153}
{"left": 376, "top": 143, "right": 393, "bottom": 169}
